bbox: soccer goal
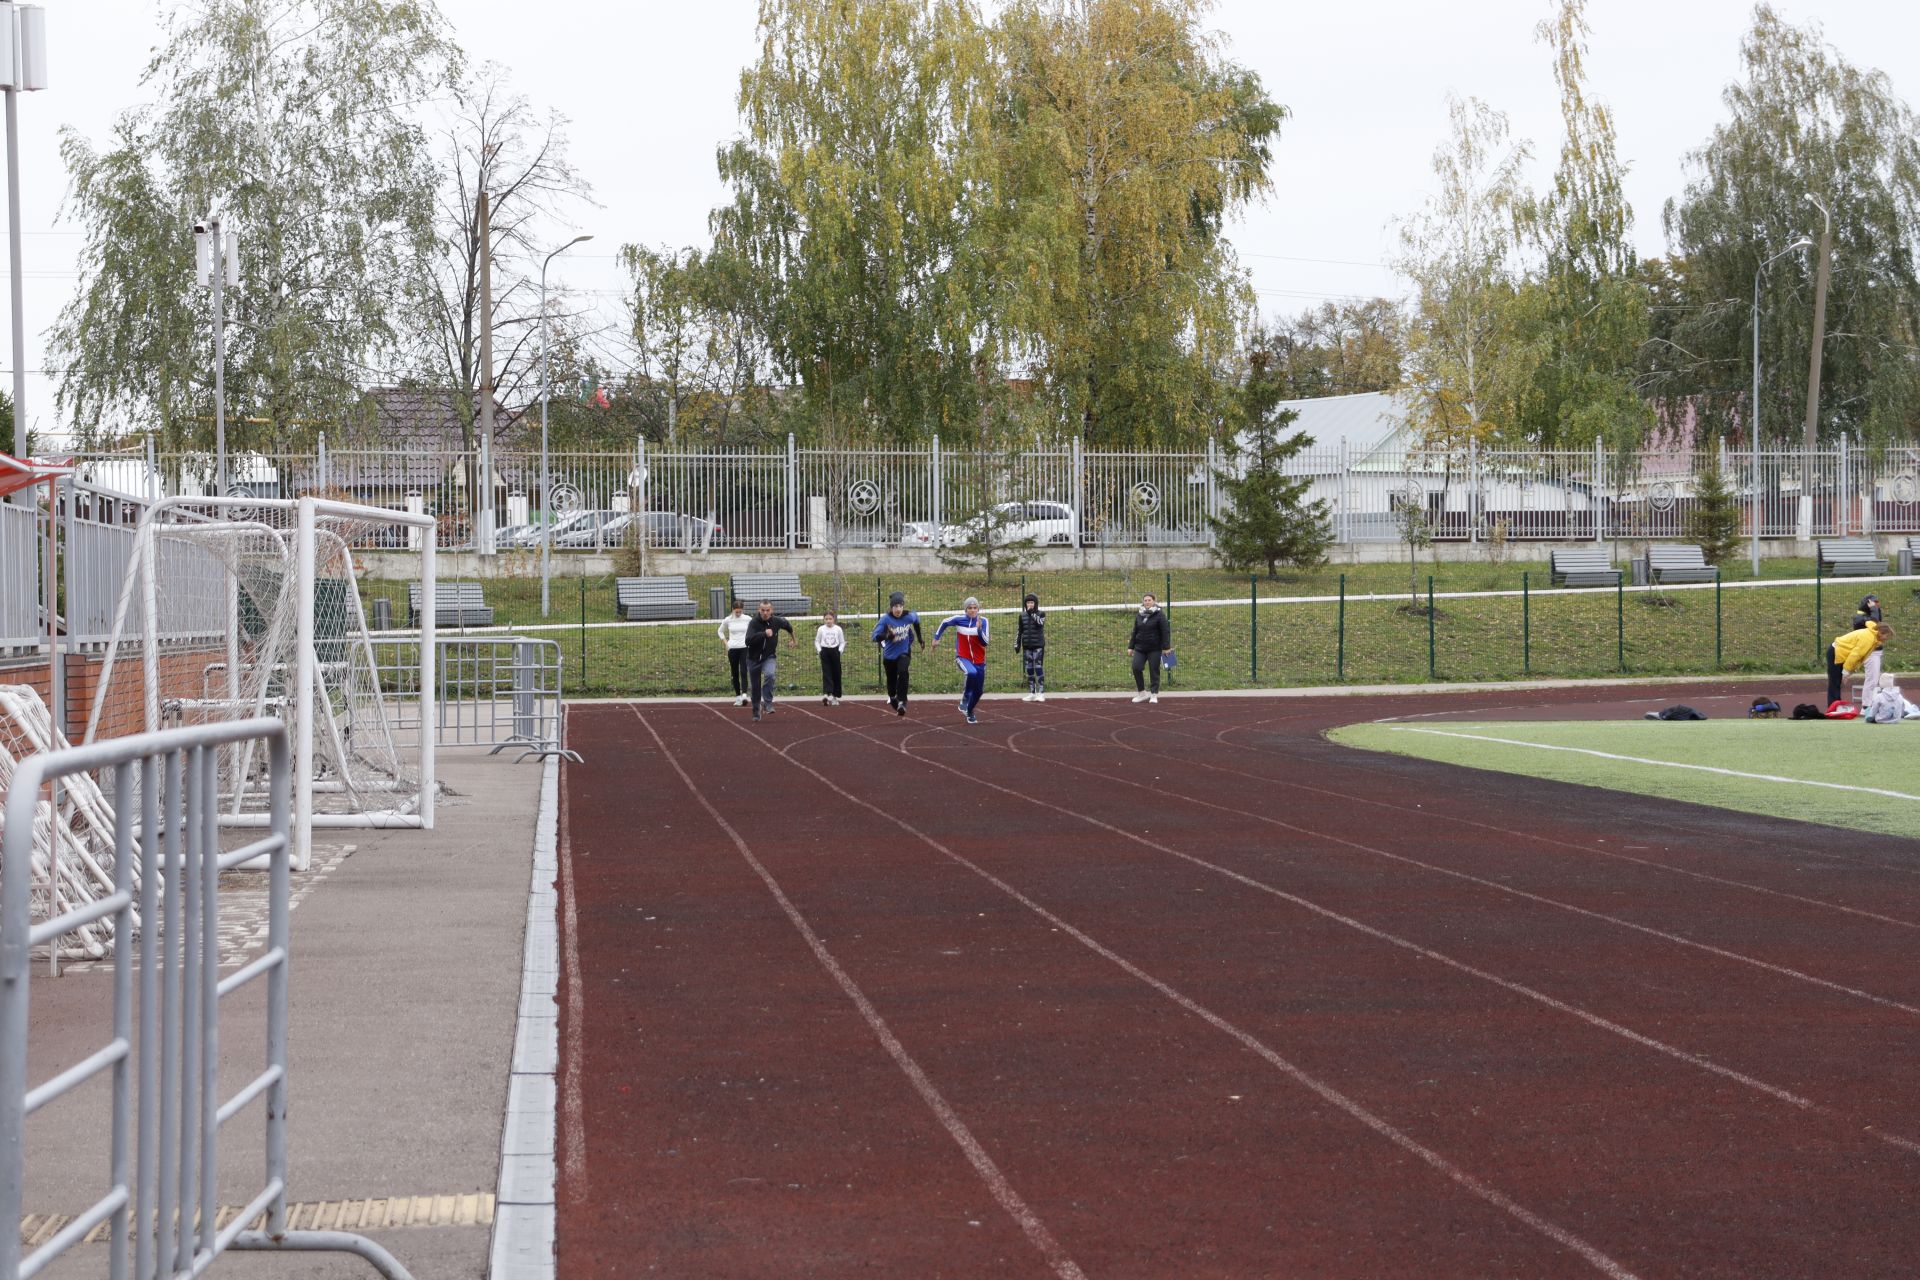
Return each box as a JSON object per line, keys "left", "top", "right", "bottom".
{"left": 82, "top": 496, "right": 437, "bottom": 868}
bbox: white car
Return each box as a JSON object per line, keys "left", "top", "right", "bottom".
{"left": 903, "top": 501, "right": 1076, "bottom": 548}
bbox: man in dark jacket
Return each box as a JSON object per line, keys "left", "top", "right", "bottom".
{"left": 1127, "top": 593, "right": 1173, "bottom": 703}
{"left": 1017, "top": 593, "right": 1047, "bottom": 701}
{"left": 745, "top": 600, "right": 795, "bottom": 721}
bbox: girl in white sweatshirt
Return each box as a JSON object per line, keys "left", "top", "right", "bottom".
{"left": 717, "top": 601, "right": 751, "bottom": 705}
{"left": 815, "top": 611, "right": 847, "bottom": 705}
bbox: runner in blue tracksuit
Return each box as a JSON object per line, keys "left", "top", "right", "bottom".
{"left": 870, "top": 591, "right": 925, "bottom": 717}
{"left": 933, "top": 597, "right": 990, "bottom": 724}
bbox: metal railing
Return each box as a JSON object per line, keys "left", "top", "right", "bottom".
{"left": 0, "top": 502, "right": 38, "bottom": 656}
{"left": 372, "top": 635, "right": 578, "bottom": 762}
{"left": 0, "top": 718, "right": 413, "bottom": 1279}
{"left": 52, "top": 433, "right": 1920, "bottom": 554}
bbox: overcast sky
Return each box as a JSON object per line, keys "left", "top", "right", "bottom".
{"left": 9, "top": 0, "right": 1920, "bottom": 445}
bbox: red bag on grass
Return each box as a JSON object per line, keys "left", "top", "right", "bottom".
{"left": 1826, "top": 700, "right": 1860, "bottom": 720}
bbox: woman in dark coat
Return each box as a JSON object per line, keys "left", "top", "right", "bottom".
{"left": 1127, "top": 593, "right": 1173, "bottom": 703}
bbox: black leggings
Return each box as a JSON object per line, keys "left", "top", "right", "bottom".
{"left": 727, "top": 648, "right": 748, "bottom": 695}
{"left": 820, "top": 649, "right": 843, "bottom": 699}
{"left": 884, "top": 653, "right": 913, "bottom": 706}
{"left": 1132, "top": 649, "right": 1163, "bottom": 694}
{"left": 1827, "top": 645, "right": 1845, "bottom": 707}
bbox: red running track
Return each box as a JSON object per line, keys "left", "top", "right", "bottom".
{"left": 556, "top": 685, "right": 1920, "bottom": 1279}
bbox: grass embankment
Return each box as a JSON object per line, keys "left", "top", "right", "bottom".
{"left": 1330, "top": 719, "right": 1920, "bottom": 836}
{"left": 362, "top": 559, "right": 1911, "bottom": 698}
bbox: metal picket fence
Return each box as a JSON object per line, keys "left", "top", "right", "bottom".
{"left": 0, "top": 718, "right": 413, "bottom": 1279}
{"left": 50, "top": 432, "right": 1920, "bottom": 557}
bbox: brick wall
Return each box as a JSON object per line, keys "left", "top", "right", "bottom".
{"left": 0, "top": 648, "right": 229, "bottom": 744}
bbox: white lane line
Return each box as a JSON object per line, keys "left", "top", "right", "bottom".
{"left": 1388, "top": 727, "right": 1920, "bottom": 801}
{"left": 986, "top": 711, "right": 1920, "bottom": 1020}
{"left": 558, "top": 758, "right": 588, "bottom": 1199}
{"left": 1055, "top": 701, "right": 1920, "bottom": 932}
{"left": 633, "top": 708, "right": 1088, "bottom": 1280}
{"left": 763, "top": 704, "right": 1642, "bottom": 1279}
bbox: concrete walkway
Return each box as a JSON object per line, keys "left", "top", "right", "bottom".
{"left": 19, "top": 749, "right": 545, "bottom": 1279}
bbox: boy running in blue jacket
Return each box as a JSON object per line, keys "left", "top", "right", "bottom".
{"left": 933, "top": 597, "right": 990, "bottom": 724}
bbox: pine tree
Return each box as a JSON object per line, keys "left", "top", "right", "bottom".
{"left": 1209, "top": 351, "right": 1331, "bottom": 579}
{"left": 1686, "top": 462, "right": 1742, "bottom": 572}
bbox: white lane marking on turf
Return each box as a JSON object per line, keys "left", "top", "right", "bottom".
{"left": 558, "top": 761, "right": 589, "bottom": 1197}
{"left": 635, "top": 709, "right": 1088, "bottom": 1280}
{"left": 774, "top": 704, "right": 1643, "bottom": 1278}
{"left": 1390, "top": 727, "right": 1920, "bottom": 803}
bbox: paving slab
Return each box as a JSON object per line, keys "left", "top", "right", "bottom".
{"left": 16, "top": 749, "right": 544, "bottom": 1280}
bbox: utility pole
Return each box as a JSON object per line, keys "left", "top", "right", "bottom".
{"left": 477, "top": 188, "right": 495, "bottom": 555}
{"left": 195, "top": 206, "right": 238, "bottom": 498}
{"left": 1800, "top": 197, "right": 1833, "bottom": 541}
{"left": 2, "top": 4, "right": 47, "bottom": 470}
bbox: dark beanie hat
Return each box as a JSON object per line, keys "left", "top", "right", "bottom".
{"left": 1024, "top": 593, "right": 1039, "bottom": 607}
{"left": 889, "top": 591, "right": 906, "bottom": 606}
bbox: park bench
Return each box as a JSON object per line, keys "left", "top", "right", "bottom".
{"left": 1897, "top": 536, "right": 1920, "bottom": 576}
{"left": 615, "top": 576, "right": 699, "bottom": 621}
{"left": 407, "top": 581, "right": 495, "bottom": 628}
{"left": 729, "top": 572, "right": 812, "bottom": 617}
{"left": 1817, "top": 537, "right": 1888, "bottom": 577}
{"left": 1549, "top": 547, "right": 1622, "bottom": 588}
{"left": 1643, "top": 543, "right": 1718, "bottom": 585}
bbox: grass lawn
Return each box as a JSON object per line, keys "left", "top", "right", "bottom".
{"left": 1330, "top": 718, "right": 1920, "bottom": 836}
{"left": 359, "top": 557, "right": 1916, "bottom": 698}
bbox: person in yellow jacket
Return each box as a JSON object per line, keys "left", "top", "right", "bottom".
{"left": 1828, "top": 621, "right": 1892, "bottom": 707}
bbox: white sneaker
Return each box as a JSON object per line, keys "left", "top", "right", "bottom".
{"left": 1131, "top": 692, "right": 1150, "bottom": 703}
{"left": 1034, "top": 692, "right": 1045, "bottom": 702}
{"left": 734, "top": 694, "right": 747, "bottom": 706}
{"left": 1149, "top": 694, "right": 1159, "bottom": 704}
{"left": 1021, "top": 692, "right": 1035, "bottom": 702}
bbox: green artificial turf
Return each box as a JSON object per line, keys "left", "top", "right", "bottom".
{"left": 1329, "top": 718, "right": 1920, "bottom": 836}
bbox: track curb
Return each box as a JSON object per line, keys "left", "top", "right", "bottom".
{"left": 489, "top": 754, "right": 560, "bottom": 1279}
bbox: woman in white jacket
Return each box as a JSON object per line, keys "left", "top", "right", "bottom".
{"left": 815, "top": 611, "right": 847, "bottom": 705}
{"left": 717, "top": 600, "right": 751, "bottom": 705}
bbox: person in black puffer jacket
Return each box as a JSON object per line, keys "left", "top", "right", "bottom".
{"left": 1017, "top": 593, "right": 1047, "bottom": 701}
{"left": 1127, "top": 593, "right": 1173, "bottom": 703}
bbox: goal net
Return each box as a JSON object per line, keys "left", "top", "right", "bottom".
{"left": 82, "top": 497, "right": 436, "bottom": 868}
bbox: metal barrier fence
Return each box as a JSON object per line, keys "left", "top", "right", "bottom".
{"left": 371, "top": 635, "right": 578, "bottom": 762}
{"left": 53, "top": 434, "right": 1920, "bottom": 554}
{"left": 0, "top": 718, "right": 413, "bottom": 1280}
{"left": 0, "top": 502, "right": 38, "bottom": 656}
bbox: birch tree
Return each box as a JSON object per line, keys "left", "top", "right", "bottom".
{"left": 50, "top": 0, "right": 458, "bottom": 449}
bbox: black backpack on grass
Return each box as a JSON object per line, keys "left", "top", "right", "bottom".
{"left": 1790, "top": 703, "right": 1826, "bottom": 720}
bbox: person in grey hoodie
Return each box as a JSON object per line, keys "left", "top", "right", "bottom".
{"left": 1017, "top": 592, "right": 1047, "bottom": 701}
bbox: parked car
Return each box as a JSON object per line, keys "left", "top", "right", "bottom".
{"left": 550, "top": 509, "right": 628, "bottom": 549}
{"left": 598, "top": 510, "right": 723, "bottom": 548}
{"left": 498, "top": 511, "right": 599, "bottom": 549}
{"left": 902, "top": 501, "right": 1077, "bottom": 548}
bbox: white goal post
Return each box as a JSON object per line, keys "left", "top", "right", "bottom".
{"left": 81, "top": 495, "right": 436, "bottom": 869}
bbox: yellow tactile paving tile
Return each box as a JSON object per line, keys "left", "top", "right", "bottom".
{"left": 33, "top": 1193, "right": 496, "bottom": 1246}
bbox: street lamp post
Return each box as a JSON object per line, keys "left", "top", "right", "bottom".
{"left": 2, "top": 3, "right": 47, "bottom": 470}
{"left": 195, "top": 205, "right": 239, "bottom": 499}
{"left": 1751, "top": 236, "right": 1813, "bottom": 574}
{"left": 540, "top": 234, "right": 593, "bottom": 617}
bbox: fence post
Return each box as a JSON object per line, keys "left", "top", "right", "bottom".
{"left": 1338, "top": 437, "right": 1350, "bottom": 545}
{"left": 1839, "top": 434, "right": 1850, "bottom": 536}
{"left": 1594, "top": 436, "right": 1606, "bottom": 544}
{"left": 1523, "top": 571, "right": 1530, "bottom": 676}
{"left": 1337, "top": 574, "right": 1345, "bottom": 682}
{"left": 785, "top": 432, "right": 797, "bottom": 551}
{"left": 1070, "top": 435, "right": 1084, "bottom": 550}
{"left": 1165, "top": 571, "right": 1173, "bottom": 687}
{"left": 875, "top": 577, "right": 883, "bottom": 690}
{"left": 1617, "top": 575, "right": 1625, "bottom": 672}
{"left": 1815, "top": 555, "right": 1823, "bottom": 666}
{"left": 932, "top": 434, "right": 943, "bottom": 551}
{"left": 317, "top": 430, "right": 329, "bottom": 494}
{"left": 1427, "top": 575, "right": 1435, "bottom": 680}
{"left": 1249, "top": 575, "right": 1257, "bottom": 683}
{"left": 579, "top": 575, "right": 588, "bottom": 691}
{"left": 1715, "top": 568, "right": 1723, "bottom": 669}
{"left": 1468, "top": 436, "right": 1479, "bottom": 543}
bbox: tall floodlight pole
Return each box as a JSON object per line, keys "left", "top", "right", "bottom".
{"left": 540, "top": 234, "right": 592, "bottom": 617}
{"left": 195, "top": 205, "right": 239, "bottom": 498}
{"left": 1, "top": 4, "right": 47, "bottom": 471}
{"left": 1751, "top": 236, "right": 1813, "bottom": 573}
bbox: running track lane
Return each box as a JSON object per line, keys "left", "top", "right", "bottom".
{"left": 559, "top": 705, "right": 1618, "bottom": 1278}
{"left": 799, "top": 698, "right": 1920, "bottom": 1275}
{"left": 560, "top": 694, "right": 1920, "bottom": 1274}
